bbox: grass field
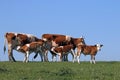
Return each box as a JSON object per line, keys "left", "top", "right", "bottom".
{"left": 0, "top": 61, "right": 120, "bottom": 80}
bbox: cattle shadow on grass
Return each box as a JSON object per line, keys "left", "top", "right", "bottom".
{"left": 56, "top": 67, "right": 75, "bottom": 76}
{"left": 38, "top": 67, "right": 75, "bottom": 80}
{"left": 0, "top": 67, "right": 8, "bottom": 73}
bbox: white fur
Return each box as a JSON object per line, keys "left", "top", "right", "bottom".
{"left": 14, "top": 33, "right": 18, "bottom": 36}
{"left": 96, "top": 44, "right": 101, "bottom": 51}
{"left": 51, "top": 47, "right": 55, "bottom": 52}
{"left": 52, "top": 41, "right": 58, "bottom": 47}
{"left": 77, "top": 56, "right": 80, "bottom": 63}
{"left": 17, "top": 46, "right": 21, "bottom": 50}
{"left": 57, "top": 53, "right": 61, "bottom": 61}
{"left": 59, "top": 46, "right": 63, "bottom": 48}
{"left": 66, "top": 35, "right": 71, "bottom": 41}
{"left": 26, "top": 34, "right": 33, "bottom": 37}
{"left": 42, "top": 38, "right": 47, "bottom": 41}
{"left": 26, "top": 44, "right": 30, "bottom": 47}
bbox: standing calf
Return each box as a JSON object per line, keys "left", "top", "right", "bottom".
{"left": 76, "top": 44, "right": 103, "bottom": 64}
{"left": 17, "top": 40, "right": 47, "bottom": 62}
{"left": 51, "top": 44, "right": 75, "bottom": 62}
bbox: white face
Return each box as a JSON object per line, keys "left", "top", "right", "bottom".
{"left": 96, "top": 44, "right": 103, "bottom": 51}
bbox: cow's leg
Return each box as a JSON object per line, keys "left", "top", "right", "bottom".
{"left": 60, "top": 53, "right": 63, "bottom": 62}
{"left": 76, "top": 50, "right": 81, "bottom": 64}
{"left": 23, "top": 54, "right": 27, "bottom": 62}
{"left": 77, "top": 55, "right": 80, "bottom": 63}
{"left": 33, "top": 53, "right": 38, "bottom": 60}
{"left": 23, "top": 51, "right": 29, "bottom": 63}
{"left": 39, "top": 52, "right": 44, "bottom": 62}
{"left": 66, "top": 54, "right": 68, "bottom": 61}
{"left": 92, "top": 55, "right": 96, "bottom": 64}
{"left": 50, "top": 51, "right": 56, "bottom": 62}
{"left": 58, "top": 53, "right": 62, "bottom": 62}
{"left": 52, "top": 55, "right": 56, "bottom": 62}
{"left": 38, "top": 47, "right": 44, "bottom": 62}
{"left": 90, "top": 55, "right": 96, "bottom": 64}
{"left": 63, "top": 53, "right": 68, "bottom": 61}
{"left": 62, "top": 54, "right": 65, "bottom": 61}
{"left": 8, "top": 45, "right": 16, "bottom": 62}
{"left": 64, "top": 54, "right": 68, "bottom": 61}
{"left": 51, "top": 54, "right": 54, "bottom": 61}
{"left": 44, "top": 50, "right": 48, "bottom": 62}
{"left": 70, "top": 49, "right": 75, "bottom": 63}
{"left": 90, "top": 55, "right": 93, "bottom": 64}
{"left": 62, "top": 54, "right": 67, "bottom": 61}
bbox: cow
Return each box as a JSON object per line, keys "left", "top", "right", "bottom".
{"left": 50, "top": 44, "right": 75, "bottom": 62}
{"left": 42, "top": 34, "right": 85, "bottom": 48}
{"left": 75, "top": 44, "right": 103, "bottom": 64}
{"left": 16, "top": 39, "right": 48, "bottom": 62}
{"left": 41, "top": 34, "right": 86, "bottom": 61}
{"left": 4, "top": 32, "right": 39, "bottom": 62}
{"left": 42, "top": 34, "right": 72, "bottom": 46}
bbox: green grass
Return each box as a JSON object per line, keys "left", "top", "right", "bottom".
{"left": 0, "top": 61, "right": 120, "bottom": 80}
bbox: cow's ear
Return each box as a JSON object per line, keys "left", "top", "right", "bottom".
{"left": 80, "top": 36, "right": 83, "bottom": 38}
{"left": 101, "top": 45, "right": 103, "bottom": 47}
{"left": 80, "top": 36, "right": 85, "bottom": 38}
{"left": 94, "top": 45, "right": 97, "bottom": 46}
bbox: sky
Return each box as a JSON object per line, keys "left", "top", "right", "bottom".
{"left": 0, "top": 0, "right": 120, "bottom": 61}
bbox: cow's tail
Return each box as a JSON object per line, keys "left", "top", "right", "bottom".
{"left": 4, "top": 33, "right": 7, "bottom": 54}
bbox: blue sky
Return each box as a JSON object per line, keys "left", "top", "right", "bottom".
{"left": 0, "top": 0, "right": 120, "bottom": 61}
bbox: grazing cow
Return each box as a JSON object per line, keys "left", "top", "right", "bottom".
{"left": 76, "top": 44, "right": 103, "bottom": 64}
{"left": 4, "top": 32, "right": 39, "bottom": 62}
{"left": 50, "top": 44, "right": 75, "bottom": 62}
{"left": 17, "top": 40, "right": 47, "bottom": 62}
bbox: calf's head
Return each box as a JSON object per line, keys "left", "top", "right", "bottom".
{"left": 96, "top": 44, "right": 103, "bottom": 51}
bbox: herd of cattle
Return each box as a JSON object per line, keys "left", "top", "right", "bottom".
{"left": 4, "top": 32, "right": 103, "bottom": 64}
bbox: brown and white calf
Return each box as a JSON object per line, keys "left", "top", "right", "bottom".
{"left": 4, "top": 32, "right": 39, "bottom": 62}
{"left": 17, "top": 40, "right": 47, "bottom": 62}
{"left": 76, "top": 44, "right": 103, "bottom": 64}
{"left": 50, "top": 44, "right": 75, "bottom": 62}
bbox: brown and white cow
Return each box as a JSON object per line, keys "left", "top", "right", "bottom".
{"left": 41, "top": 34, "right": 86, "bottom": 61}
{"left": 76, "top": 44, "right": 103, "bottom": 64}
{"left": 42, "top": 34, "right": 85, "bottom": 48}
{"left": 16, "top": 39, "right": 48, "bottom": 62}
{"left": 50, "top": 44, "right": 75, "bottom": 62}
{"left": 42, "top": 34, "right": 72, "bottom": 46}
{"left": 4, "top": 32, "right": 39, "bottom": 62}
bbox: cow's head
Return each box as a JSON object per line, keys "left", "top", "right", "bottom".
{"left": 79, "top": 36, "right": 86, "bottom": 45}
{"left": 96, "top": 44, "right": 103, "bottom": 51}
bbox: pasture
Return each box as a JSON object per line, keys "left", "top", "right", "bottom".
{"left": 0, "top": 61, "right": 120, "bottom": 80}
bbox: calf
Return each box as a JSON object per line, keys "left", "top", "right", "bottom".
{"left": 50, "top": 44, "right": 75, "bottom": 62}
{"left": 17, "top": 40, "right": 47, "bottom": 62}
{"left": 76, "top": 44, "right": 103, "bottom": 64}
